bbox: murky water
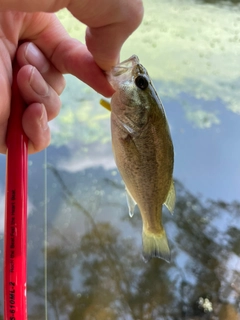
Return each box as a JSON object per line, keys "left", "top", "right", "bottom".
{"left": 1, "top": 0, "right": 240, "bottom": 319}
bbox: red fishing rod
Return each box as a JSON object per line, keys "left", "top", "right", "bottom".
{"left": 4, "top": 52, "right": 28, "bottom": 319}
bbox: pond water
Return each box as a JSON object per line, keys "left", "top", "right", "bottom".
{"left": 1, "top": 0, "right": 240, "bottom": 319}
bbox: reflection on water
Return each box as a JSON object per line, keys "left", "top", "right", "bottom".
{"left": 25, "top": 160, "right": 240, "bottom": 319}
{"left": 0, "top": 0, "right": 239, "bottom": 319}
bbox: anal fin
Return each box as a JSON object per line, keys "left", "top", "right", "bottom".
{"left": 125, "top": 187, "right": 137, "bottom": 217}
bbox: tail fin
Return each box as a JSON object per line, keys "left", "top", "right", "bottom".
{"left": 142, "top": 228, "right": 171, "bottom": 263}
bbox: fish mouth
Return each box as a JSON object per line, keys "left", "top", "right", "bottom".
{"left": 107, "top": 55, "right": 140, "bottom": 89}
{"left": 110, "top": 55, "right": 139, "bottom": 77}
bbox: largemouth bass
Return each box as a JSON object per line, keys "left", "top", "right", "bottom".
{"left": 108, "top": 55, "right": 175, "bottom": 263}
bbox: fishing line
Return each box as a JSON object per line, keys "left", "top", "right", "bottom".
{"left": 44, "top": 148, "right": 48, "bottom": 320}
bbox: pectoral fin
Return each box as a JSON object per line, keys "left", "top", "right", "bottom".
{"left": 164, "top": 180, "right": 176, "bottom": 215}
{"left": 125, "top": 187, "right": 137, "bottom": 218}
{"left": 99, "top": 99, "right": 111, "bottom": 112}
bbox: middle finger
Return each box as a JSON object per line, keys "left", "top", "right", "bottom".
{"left": 17, "top": 65, "right": 61, "bottom": 121}
{"left": 17, "top": 42, "right": 66, "bottom": 95}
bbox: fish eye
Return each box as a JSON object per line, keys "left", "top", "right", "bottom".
{"left": 135, "top": 76, "right": 148, "bottom": 90}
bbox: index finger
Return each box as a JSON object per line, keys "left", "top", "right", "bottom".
{"left": 21, "top": 13, "right": 114, "bottom": 97}
{"left": 68, "top": 0, "right": 144, "bottom": 70}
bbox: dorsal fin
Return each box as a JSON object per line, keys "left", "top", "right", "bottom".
{"left": 164, "top": 180, "right": 176, "bottom": 215}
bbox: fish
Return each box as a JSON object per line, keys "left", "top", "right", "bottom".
{"left": 107, "top": 55, "right": 175, "bottom": 263}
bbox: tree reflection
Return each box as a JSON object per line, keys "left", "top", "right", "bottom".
{"left": 27, "top": 168, "right": 240, "bottom": 320}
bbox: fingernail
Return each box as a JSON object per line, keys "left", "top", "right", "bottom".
{"left": 39, "top": 104, "right": 49, "bottom": 131}
{"left": 29, "top": 67, "right": 49, "bottom": 96}
{"left": 25, "top": 43, "right": 50, "bottom": 73}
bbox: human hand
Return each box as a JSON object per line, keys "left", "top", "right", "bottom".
{"left": 0, "top": 0, "right": 143, "bottom": 153}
